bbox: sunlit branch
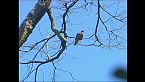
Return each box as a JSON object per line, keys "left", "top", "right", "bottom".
{"left": 19, "top": 0, "right": 52, "bottom": 48}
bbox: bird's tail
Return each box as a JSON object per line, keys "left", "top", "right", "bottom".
{"left": 74, "top": 40, "right": 78, "bottom": 45}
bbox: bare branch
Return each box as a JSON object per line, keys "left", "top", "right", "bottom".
{"left": 19, "top": 0, "right": 127, "bottom": 81}
{"left": 94, "top": 0, "right": 103, "bottom": 46}
{"left": 35, "top": 63, "right": 44, "bottom": 82}
{"left": 31, "top": 34, "right": 56, "bottom": 61}
{"left": 100, "top": 5, "right": 126, "bottom": 22}
{"left": 61, "top": 0, "right": 79, "bottom": 38}
{"left": 52, "top": 62, "right": 56, "bottom": 82}
{"left": 47, "top": 7, "right": 66, "bottom": 42}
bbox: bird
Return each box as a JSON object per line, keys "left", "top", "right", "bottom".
{"left": 74, "top": 30, "right": 84, "bottom": 45}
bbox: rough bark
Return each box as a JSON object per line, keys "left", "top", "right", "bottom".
{"left": 19, "top": 0, "right": 51, "bottom": 48}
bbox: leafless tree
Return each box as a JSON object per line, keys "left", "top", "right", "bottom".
{"left": 19, "top": 0, "right": 127, "bottom": 81}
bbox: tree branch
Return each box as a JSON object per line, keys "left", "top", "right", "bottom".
{"left": 46, "top": 7, "right": 66, "bottom": 42}
{"left": 35, "top": 63, "right": 44, "bottom": 82}
{"left": 61, "top": 0, "right": 79, "bottom": 38}
{"left": 100, "top": 5, "right": 126, "bottom": 22}
{"left": 19, "top": 0, "right": 51, "bottom": 48}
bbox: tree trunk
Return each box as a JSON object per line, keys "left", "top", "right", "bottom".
{"left": 19, "top": 0, "right": 51, "bottom": 48}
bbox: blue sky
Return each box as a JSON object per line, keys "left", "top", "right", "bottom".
{"left": 19, "top": 0, "right": 127, "bottom": 81}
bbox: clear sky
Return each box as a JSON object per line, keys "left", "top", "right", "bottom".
{"left": 19, "top": 0, "right": 127, "bottom": 81}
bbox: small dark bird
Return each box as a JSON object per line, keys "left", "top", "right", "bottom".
{"left": 74, "top": 30, "right": 84, "bottom": 45}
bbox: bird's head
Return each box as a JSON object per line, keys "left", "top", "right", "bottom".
{"left": 81, "top": 30, "right": 84, "bottom": 32}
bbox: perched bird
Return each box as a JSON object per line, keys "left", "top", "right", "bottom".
{"left": 74, "top": 30, "right": 84, "bottom": 45}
